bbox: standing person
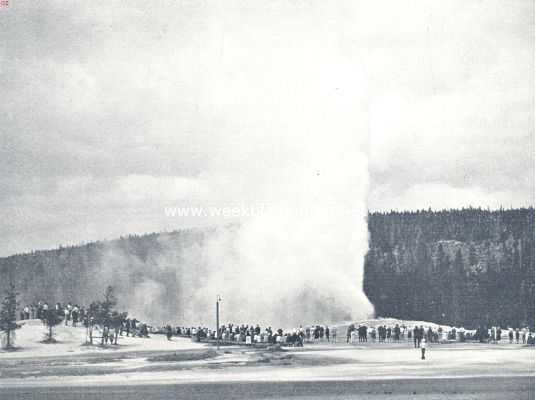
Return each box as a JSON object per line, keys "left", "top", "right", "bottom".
{"left": 346, "top": 324, "right": 354, "bottom": 343}
{"left": 459, "top": 327, "right": 465, "bottom": 342}
{"left": 72, "top": 305, "right": 79, "bottom": 327}
{"left": 140, "top": 323, "right": 149, "bottom": 338}
{"left": 441, "top": 328, "right": 448, "bottom": 343}
{"left": 297, "top": 331, "right": 304, "bottom": 347}
{"left": 413, "top": 326, "right": 419, "bottom": 348}
{"left": 80, "top": 306, "right": 86, "bottom": 324}
{"left": 421, "top": 338, "right": 427, "bottom": 360}
{"left": 166, "top": 325, "right": 173, "bottom": 341}
{"left": 394, "top": 324, "right": 400, "bottom": 342}
{"left": 88, "top": 318, "right": 95, "bottom": 344}
{"left": 102, "top": 325, "right": 109, "bottom": 345}
{"left": 113, "top": 324, "right": 121, "bottom": 345}
{"left": 418, "top": 326, "right": 425, "bottom": 347}
{"left": 325, "top": 326, "right": 330, "bottom": 342}
{"left": 66, "top": 303, "right": 73, "bottom": 325}
{"left": 37, "top": 301, "right": 43, "bottom": 319}
{"left": 515, "top": 328, "right": 520, "bottom": 344}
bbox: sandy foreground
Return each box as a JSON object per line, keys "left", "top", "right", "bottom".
{"left": 1, "top": 320, "right": 535, "bottom": 398}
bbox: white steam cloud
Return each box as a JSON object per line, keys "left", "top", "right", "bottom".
{"left": 149, "top": 1, "right": 375, "bottom": 327}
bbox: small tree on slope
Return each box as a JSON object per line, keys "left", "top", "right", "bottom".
{"left": 100, "top": 286, "right": 118, "bottom": 325}
{"left": 0, "top": 282, "right": 20, "bottom": 350}
{"left": 42, "top": 309, "right": 63, "bottom": 343}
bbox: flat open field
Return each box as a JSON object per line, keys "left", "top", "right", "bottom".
{"left": 1, "top": 321, "right": 534, "bottom": 399}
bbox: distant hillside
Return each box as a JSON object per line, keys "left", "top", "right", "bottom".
{"left": 365, "top": 208, "right": 535, "bottom": 328}
{"left": 0, "top": 227, "right": 220, "bottom": 324}
{"left": 2, "top": 208, "right": 535, "bottom": 328}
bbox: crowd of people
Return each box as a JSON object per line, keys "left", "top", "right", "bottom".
{"left": 17, "top": 302, "right": 535, "bottom": 348}
{"left": 89, "top": 317, "right": 153, "bottom": 345}
{"left": 171, "top": 324, "right": 303, "bottom": 346}
{"left": 475, "top": 325, "right": 534, "bottom": 344}
{"left": 345, "top": 323, "right": 534, "bottom": 346}
{"left": 162, "top": 321, "right": 531, "bottom": 348}
{"left": 346, "top": 323, "right": 437, "bottom": 345}
{"left": 20, "top": 301, "right": 86, "bottom": 326}
{"left": 162, "top": 320, "right": 535, "bottom": 349}
{"left": 18, "top": 299, "right": 155, "bottom": 345}
{"left": 166, "top": 324, "right": 341, "bottom": 347}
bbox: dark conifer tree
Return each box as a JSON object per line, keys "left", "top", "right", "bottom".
{"left": 42, "top": 308, "right": 63, "bottom": 343}
{"left": 0, "top": 282, "right": 19, "bottom": 349}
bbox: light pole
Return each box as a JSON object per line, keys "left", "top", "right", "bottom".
{"left": 216, "top": 295, "right": 221, "bottom": 350}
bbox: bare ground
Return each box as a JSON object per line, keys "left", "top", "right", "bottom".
{"left": 1, "top": 320, "right": 534, "bottom": 399}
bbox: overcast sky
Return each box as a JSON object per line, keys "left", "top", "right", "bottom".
{"left": 1, "top": 0, "right": 534, "bottom": 257}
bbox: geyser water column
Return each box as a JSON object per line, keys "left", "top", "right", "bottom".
{"left": 231, "top": 144, "right": 375, "bottom": 328}
{"left": 190, "top": 93, "right": 375, "bottom": 328}
{"left": 102, "top": 2, "right": 375, "bottom": 328}
{"left": 181, "top": 2, "right": 375, "bottom": 328}
{"left": 156, "top": 1, "right": 373, "bottom": 327}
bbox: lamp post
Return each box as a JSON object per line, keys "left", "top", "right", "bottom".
{"left": 216, "top": 295, "right": 221, "bottom": 350}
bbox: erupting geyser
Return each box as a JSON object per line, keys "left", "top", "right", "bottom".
{"left": 42, "top": 2, "right": 376, "bottom": 328}
{"left": 171, "top": 1, "right": 376, "bottom": 328}
{"left": 187, "top": 149, "right": 375, "bottom": 328}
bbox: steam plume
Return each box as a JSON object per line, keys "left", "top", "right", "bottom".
{"left": 141, "top": 1, "right": 375, "bottom": 327}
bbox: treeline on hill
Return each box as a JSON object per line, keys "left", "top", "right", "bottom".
{"left": 1, "top": 209, "right": 535, "bottom": 328}
{"left": 0, "top": 227, "right": 216, "bottom": 325}
{"left": 364, "top": 208, "right": 535, "bottom": 328}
